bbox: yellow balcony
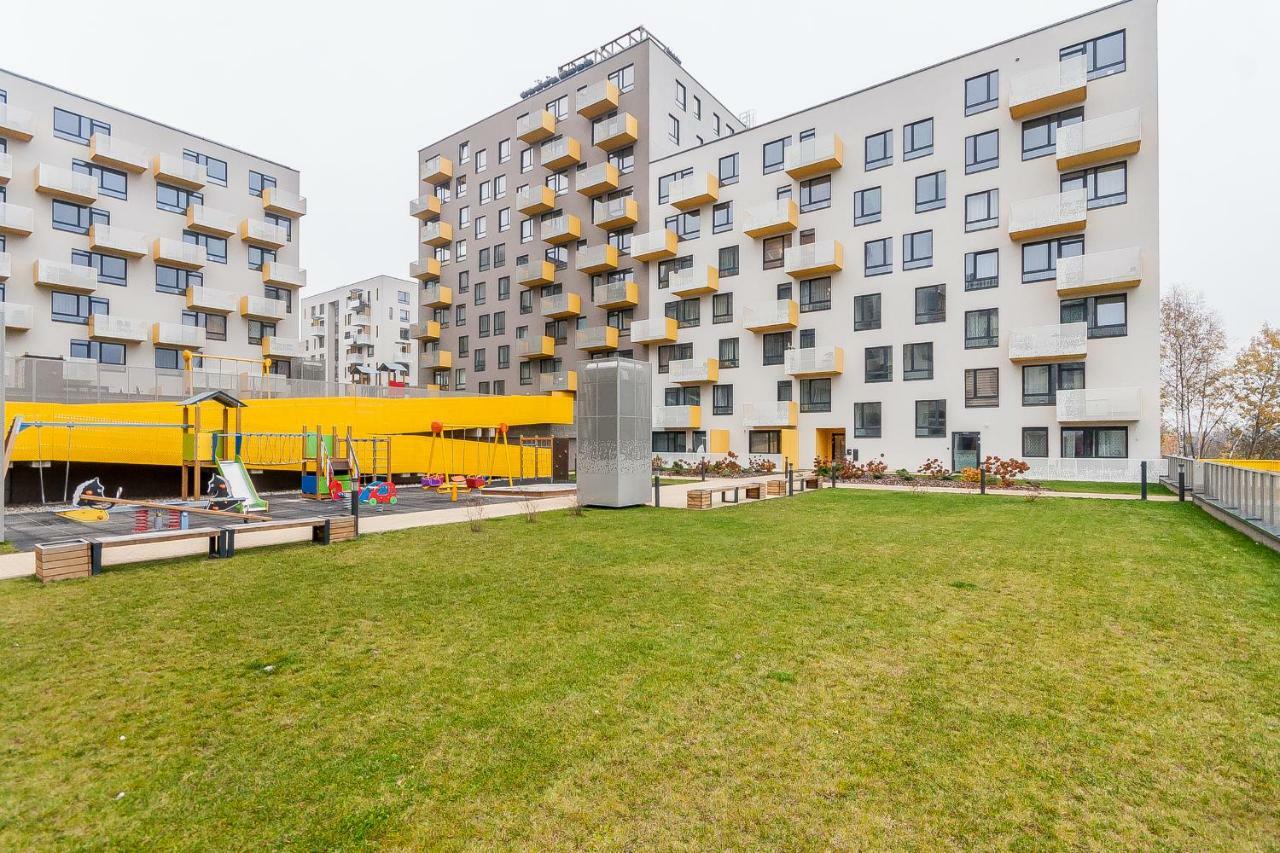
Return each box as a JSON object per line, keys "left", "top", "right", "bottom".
{"left": 785, "top": 346, "right": 844, "bottom": 377}
{"left": 186, "top": 286, "right": 238, "bottom": 314}
{"left": 420, "top": 349, "right": 453, "bottom": 370}
{"left": 743, "top": 300, "right": 799, "bottom": 333}
{"left": 410, "top": 320, "right": 441, "bottom": 341}
{"left": 262, "top": 261, "right": 307, "bottom": 289}
{"left": 34, "top": 163, "right": 98, "bottom": 204}
{"left": 89, "top": 133, "right": 148, "bottom": 173}
{"left": 1056, "top": 109, "right": 1142, "bottom": 171}
{"left": 598, "top": 280, "right": 639, "bottom": 310}
{"left": 516, "top": 184, "right": 556, "bottom": 215}
{"left": 629, "top": 316, "right": 678, "bottom": 345}
{"left": 592, "top": 197, "right": 639, "bottom": 230}
{"left": 185, "top": 205, "right": 237, "bottom": 238}
{"left": 421, "top": 220, "right": 453, "bottom": 248}
{"left": 88, "top": 314, "right": 150, "bottom": 343}
{"left": 34, "top": 259, "right": 97, "bottom": 293}
{"left": 576, "top": 244, "right": 618, "bottom": 274}
{"left": 1056, "top": 387, "right": 1142, "bottom": 424}
{"left": 592, "top": 112, "right": 639, "bottom": 152}
{"left": 541, "top": 292, "right": 583, "bottom": 319}
{"left": 409, "top": 256, "right": 442, "bottom": 282}
{"left": 1009, "top": 189, "right": 1087, "bottom": 241}
{"left": 239, "top": 294, "right": 289, "bottom": 322}
{"left": 420, "top": 155, "right": 453, "bottom": 185}
{"left": 539, "top": 370, "right": 578, "bottom": 395}
{"left": 0, "top": 152, "right": 9, "bottom": 185}
{"left": 2, "top": 302, "right": 33, "bottom": 331}
{"left": 152, "top": 238, "right": 206, "bottom": 270}
{"left": 516, "top": 259, "right": 556, "bottom": 287}
{"left": 1009, "top": 55, "right": 1088, "bottom": 119}
{"left": 262, "top": 187, "right": 307, "bottom": 218}
{"left": 239, "top": 218, "right": 289, "bottom": 250}
{"left": 784, "top": 240, "right": 844, "bottom": 278}
{"left": 577, "top": 162, "right": 620, "bottom": 197}
{"left": 409, "top": 194, "right": 442, "bottom": 221}
{"left": 1055, "top": 247, "right": 1143, "bottom": 298}
{"left": 540, "top": 136, "right": 582, "bottom": 170}
{"left": 668, "top": 172, "right": 718, "bottom": 210}
{"left": 742, "top": 199, "right": 798, "bottom": 238}
{"left": 0, "top": 251, "right": 8, "bottom": 280}
{"left": 669, "top": 265, "right": 718, "bottom": 298}
{"left": 262, "top": 336, "right": 308, "bottom": 359}
{"left": 516, "top": 109, "right": 557, "bottom": 144}
{"left": 422, "top": 284, "right": 452, "bottom": 308}
{"left": 88, "top": 224, "right": 148, "bottom": 259}
{"left": 670, "top": 358, "right": 719, "bottom": 385}
{"left": 1008, "top": 322, "right": 1088, "bottom": 364}
{"left": 541, "top": 214, "right": 582, "bottom": 245}
{"left": 0, "top": 103, "right": 35, "bottom": 141}
{"left": 631, "top": 229, "right": 678, "bottom": 262}
{"left": 152, "top": 322, "right": 206, "bottom": 349}
{"left": 0, "top": 202, "right": 34, "bottom": 237}
{"left": 519, "top": 335, "right": 556, "bottom": 360}
{"left": 784, "top": 133, "right": 844, "bottom": 179}
{"left": 576, "top": 326, "right": 619, "bottom": 352}
{"left": 742, "top": 401, "right": 799, "bottom": 429}
{"left": 653, "top": 405, "right": 701, "bottom": 430}
{"left": 576, "top": 79, "right": 620, "bottom": 119}
{"left": 151, "top": 153, "right": 207, "bottom": 190}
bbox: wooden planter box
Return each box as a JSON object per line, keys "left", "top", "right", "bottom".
{"left": 328, "top": 516, "right": 358, "bottom": 542}
{"left": 803, "top": 476, "right": 820, "bottom": 490}
{"left": 35, "top": 540, "right": 93, "bottom": 583}
{"left": 743, "top": 483, "right": 763, "bottom": 500}
{"left": 686, "top": 489, "right": 713, "bottom": 509}
{"left": 767, "top": 479, "right": 786, "bottom": 496}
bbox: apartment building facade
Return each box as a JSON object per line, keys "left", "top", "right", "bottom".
{"left": 302, "top": 275, "right": 418, "bottom": 384}
{"left": 411, "top": 28, "right": 739, "bottom": 397}
{"left": 639, "top": 0, "right": 1159, "bottom": 479}
{"left": 0, "top": 69, "right": 307, "bottom": 379}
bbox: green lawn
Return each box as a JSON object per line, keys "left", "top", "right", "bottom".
{"left": 1, "top": 491, "right": 1276, "bottom": 848}
{"left": 1033, "top": 478, "right": 1174, "bottom": 496}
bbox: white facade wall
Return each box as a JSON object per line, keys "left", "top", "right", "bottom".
{"left": 302, "top": 276, "right": 418, "bottom": 384}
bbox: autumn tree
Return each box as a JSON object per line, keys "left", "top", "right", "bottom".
{"left": 1160, "top": 286, "right": 1231, "bottom": 457}
{"left": 1228, "top": 325, "right": 1280, "bottom": 458}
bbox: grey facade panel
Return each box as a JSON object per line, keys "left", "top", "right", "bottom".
{"left": 576, "top": 357, "right": 651, "bottom": 507}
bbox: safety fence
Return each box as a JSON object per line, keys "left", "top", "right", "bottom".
{"left": 1197, "top": 461, "right": 1280, "bottom": 536}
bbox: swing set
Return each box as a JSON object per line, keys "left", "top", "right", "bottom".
{"left": 420, "top": 421, "right": 514, "bottom": 499}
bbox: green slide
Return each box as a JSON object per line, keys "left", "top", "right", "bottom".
{"left": 216, "top": 458, "right": 269, "bottom": 512}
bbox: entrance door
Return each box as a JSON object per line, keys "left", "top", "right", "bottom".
{"left": 951, "top": 432, "right": 980, "bottom": 472}
{"left": 830, "top": 430, "right": 846, "bottom": 462}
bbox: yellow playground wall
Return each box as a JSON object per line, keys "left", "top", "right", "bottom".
{"left": 1204, "top": 458, "right": 1280, "bottom": 473}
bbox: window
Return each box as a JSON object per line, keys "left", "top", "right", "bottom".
{"left": 53, "top": 107, "right": 109, "bottom": 144}
{"left": 964, "top": 129, "right": 999, "bottom": 174}
{"left": 265, "top": 212, "right": 292, "bottom": 242}
{"left": 693, "top": 95, "right": 702, "bottom": 118}
{"left": 712, "top": 201, "right": 733, "bottom": 234}
{"left": 776, "top": 380, "right": 793, "bottom": 402}
{"left": 865, "top": 237, "right": 892, "bottom": 276}
{"left": 479, "top": 182, "right": 492, "bottom": 205}
{"left": 744, "top": 430, "right": 778, "bottom": 455}
{"left": 799, "top": 328, "right": 816, "bottom": 349}
{"left": 1062, "top": 162, "right": 1127, "bottom": 209}
{"left": 915, "top": 284, "right": 945, "bottom": 324}
{"left": 652, "top": 431, "right": 687, "bottom": 453}
{"left": 520, "top": 148, "right": 533, "bottom": 173}
{"left": 608, "top": 64, "right": 635, "bottom": 93}
{"left": 1023, "top": 428, "right": 1049, "bottom": 457}
{"left": 52, "top": 201, "right": 108, "bottom": 235}
{"left": 854, "top": 187, "right": 881, "bottom": 226}
{"left": 498, "top": 138, "right": 511, "bottom": 163}
{"left": 763, "top": 332, "right": 791, "bottom": 366}
{"left": 657, "top": 255, "right": 693, "bottom": 288}
{"left": 800, "top": 378, "right": 831, "bottom": 413}
{"left": 668, "top": 114, "right": 680, "bottom": 144}
{"left": 155, "top": 348, "right": 181, "bottom": 371}
{"left": 608, "top": 146, "right": 635, "bottom": 174}
{"left": 965, "top": 368, "right": 999, "bottom": 408}
{"left": 915, "top": 170, "right": 946, "bottom": 212}
{"left": 915, "top": 400, "right": 946, "bottom": 437}
{"left": 664, "top": 211, "right": 700, "bottom": 241}
{"left": 155, "top": 265, "right": 201, "bottom": 295}
{"left": 712, "top": 292, "right": 733, "bottom": 324}
{"left": 675, "top": 80, "right": 687, "bottom": 110}
{"left": 718, "top": 246, "right": 739, "bottom": 277}
{"left": 965, "top": 308, "right": 999, "bottom": 348}
{"left": 519, "top": 290, "right": 533, "bottom": 314}
{"left": 657, "top": 169, "right": 691, "bottom": 204}
{"left": 474, "top": 347, "right": 487, "bottom": 370}
{"left": 964, "top": 189, "right": 1000, "bottom": 232}
{"left": 712, "top": 384, "right": 734, "bottom": 415}
{"left": 903, "top": 230, "right": 933, "bottom": 270}
{"left": 904, "top": 118, "right": 933, "bottom": 160}
{"left": 763, "top": 234, "right": 791, "bottom": 270}
{"left": 1022, "top": 108, "right": 1084, "bottom": 159}
{"left": 1022, "top": 235, "right": 1084, "bottom": 282}
{"left": 665, "top": 298, "right": 700, "bottom": 329}
{"left": 965, "top": 249, "right": 999, "bottom": 290}
{"left": 799, "top": 175, "right": 831, "bottom": 213}
{"left": 799, "top": 278, "right": 831, "bottom": 312}
{"left": 865, "top": 129, "right": 892, "bottom": 170}
{"left": 71, "top": 250, "right": 126, "bottom": 286}
{"left": 762, "top": 137, "right": 790, "bottom": 174}
{"left": 1023, "top": 362, "right": 1085, "bottom": 405}
{"left": 718, "top": 153, "right": 739, "bottom": 186}
{"left": 1063, "top": 427, "right": 1128, "bottom": 458}
{"left": 70, "top": 339, "right": 125, "bottom": 365}
{"left": 458, "top": 140, "right": 471, "bottom": 163}
{"left": 865, "top": 346, "right": 892, "bottom": 382}
{"left": 157, "top": 183, "right": 202, "bottom": 214}
{"left": 1061, "top": 30, "right": 1126, "bottom": 79}
{"left": 183, "top": 230, "right": 227, "bottom": 264}
{"left": 964, "top": 70, "right": 999, "bottom": 115}
{"left": 184, "top": 150, "right": 227, "bottom": 186}
{"left": 183, "top": 310, "right": 227, "bottom": 342}
{"left": 498, "top": 208, "right": 511, "bottom": 233}
{"left": 475, "top": 148, "right": 487, "bottom": 172}
{"left": 249, "top": 171, "right": 276, "bottom": 197}
{"left": 545, "top": 171, "right": 568, "bottom": 195}
{"left": 854, "top": 293, "right": 881, "bottom": 332}
{"left": 264, "top": 284, "right": 291, "bottom": 312}
{"left": 520, "top": 219, "right": 533, "bottom": 243}
{"left": 72, "top": 159, "right": 127, "bottom": 199}
{"left": 656, "top": 342, "right": 693, "bottom": 373}
{"left": 497, "top": 344, "right": 510, "bottom": 369}
{"left": 51, "top": 292, "right": 107, "bottom": 324}
{"left": 493, "top": 311, "right": 506, "bottom": 335}
{"left": 475, "top": 282, "right": 488, "bottom": 306}
{"left": 844, "top": 402, "right": 880, "bottom": 442}
{"left": 903, "top": 342, "right": 933, "bottom": 381}
{"left": 1062, "top": 293, "right": 1127, "bottom": 338}
{"left": 248, "top": 246, "right": 276, "bottom": 271}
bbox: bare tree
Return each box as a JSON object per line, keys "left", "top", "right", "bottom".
{"left": 1161, "top": 286, "right": 1231, "bottom": 457}
{"left": 1229, "top": 324, "right": 1280, "bottom": 459}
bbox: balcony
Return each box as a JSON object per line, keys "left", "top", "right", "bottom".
{"left": 668, "top": 172, "right": 718, "bottom": 210}
{"left": 540, "top": 370, "right": 578, "bottom": 395}
{"left": 576, "top": 79, "right": 620, "bottom": 118}
{"left": 420, "top": 155, "right": 453, "bottom": 185}
{"left": 592, "top": 112, "right": 639, "bottom": 152}
{"left": 742, "top": 401, "right": 799, "bottom": 429}
{"left": 152, "top": 238, "right": 206, "bottom": 270}
{"left": 152, "top": 322, "right": 206, "bottom": 349}
{"left": 409, "top": 194, "right": 442, "bottom": 221}
{"left": 577, "top": 162, "right": 620, "bottom": 197}
{"left": 670, "top": 358, "right": 719, "bottom": 385}
{"left": 785, "top": 346, "right": 845, "bottom": 377}
{"left": 410, "top": 320, "right": 441, "bottom": 341}
{"left": 516, "top": 184, "right": 556, "bottom": 215}
{"left": 262, "top": 261, "right": 307, "bottom": 289}
{"left": 592, "top": 197, "right": 639, "bottom": 230}
{"left": 0, "top": 203, "right": 33, "bottom": 237}
{"left": 541, "top": 292, "right": 583, "bottom": 319}
{"left": 186, "top": 204, "right": 238, "bottom": 238}
{"left": 89, "top": 133, "right": 148, "bottom": 173}
{"left": 743, "top": 199, "right": 799, "bottom": 238}
{"left": 151, "top": 153, "right": 207, "bottom": 190}
{"left": 0, "top": 103, "right": 35, "bottom": 141}
{"left": 519, "top": 335, "right": 556, "bottom": 360}
{"left": 409, "top": 256, "right": 442, "bottom": 282}
{"left": 239, "top": 218, "right": 289, "bottom": 249}
{"left": 743, "top": 300, "right": 799, "bottom": 333}
{"left": 516, "top": 259, "right": 556, "bottom": 287}
{"left": 1009, "top": 55, "right": 1088, "bottom": 119}
{"left": 1009, "top": 189, "right": 1087, "bottom": 241}
{"left": 186, "top": 286, "right": 238, "bottom": 314}
{"left": 262, "top": 187, "right": 307, "bottom": 218}
{"left": 784, "top": 240, "right": 844, "bottom": 278}
{"left": 669, "top": 265, "right": 718, "bottom": 298}
{"left": 2, "top": 302, "right": 33, "bottom": 331}
{"left": 239, "top": 295, "right": 289, "bottom": 322}
{"left": 345, "top": 350, "right": 370, "bottom": 366}
{"left": 540, "top": 136, "right": 582, "bottom": 170}
{"left": 0, "top": 251, "right": 8, "bottom": 280}
{"left": 784, "top": 133, "right": 844, "bottom": 179}
{"left": 576, "top": 326, "right": 619, "bottom": 352}
{"left": 1056, "top": 109, "right": 1142, "bottom": 171}
{"left": 653, "top": 405, "right": 701, "bottom": 430}
{"left": 33, "top": 259, "right": 98, "bottom": 293}
{"left": 1056, "top": 247, "right": 1143, "bottom": 297}
{"left": 419, "top": 350, "right": 453, "bottom": 371}
{"left": 262, "top": 336, "right": 308, "bottom": 359}
{"left": 631, "top": 228, "right": 678, "bottom": 262}
{"left": 598, "top": 280, "right": 639, "bottom": 310}
{"left": 576, "top": 244, "right": 618, "bottom": 274}
{"left": 422, "top": 283, "right": 452, "bottom": 308}
{"left": 1008, "top": 322, "right": 1088, "bottom": 364}
{"left": 516, "top": 109, "right": 557, "bottom": 144}
{"left": 0, "top": 152, "right": 9, "bottom": 185}
{"left": 34, "top": 163, "right": 98, "bottom": 204}
{"left": 630, "top": 316, "right": 678, "bottom": 345}
{"left": 88, "top": 225, "right": 148, "bottom": 259}
{"left": 1057, "top": 387, "right": 1142, "bottom": 423}
{"left": 541, "top": 214, "right": 582, "bottom": 245}
{"left": 421, "top": 220, "right": 453, "bottom": 248}
{"left": 88, "top": 314, "right": 150, "bottom": 344}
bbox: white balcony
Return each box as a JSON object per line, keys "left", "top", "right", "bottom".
{"left": 421, "top": 220, "right": 453, "bottom": 248}
{"left": 785, "top": 346, "right": 845, "bottom": 377}
{"left": 262, "top": 262, "right": 307, "bottom": 289}
{"left": 262, "top": 336, "right": 308, "bottom": 359}
{"left": 539, "top": 370, "right": 579, "bottom": 394}
{"left": 89, "top": 133, "right": 148, "bottom": 173}
{"left": 1008, "top": 322, "right": 1088, "bottom": 363}
{"left": 540, "top": 214, "right": 582, "bottom": 245}
{"left": 516, "top": 109, "right": 557, "bottom": 144}
{"left": 576, "top": 244, "right": 618, "bottom": 274}
{"left": 1009, "top": 55, "right": 1088, "bottom": 119}
{"left": 540, "top": 135, "right": 582, "bottom": 170}
{"left": 576, "top": 326, "right": 620, "bottom": 352}
{"left": 631, "top": 229, "right": 678, "bottom": 262}
{"left": 0, "top": 152, "right": 11, "bottom": 185}
{"left": 1056, "top": 108, "right": 1142, "bottom": 171}
{"left": 669, "top": 265, "right": 718, "bottom": 298}
{"left": 152, "top": 238, "right": 206, "bottom": 270}
{"left": 419, "top": 349, "right": 453, "bottom": 370}
{"left": 420, "top": 155, "right": 453, "bottom": 185}
{"left": 598, "top": 280, "right": 639, "bottom": 310}
{"left": 576, "top": 79, "right": 620, "bottom": 118}
{"left": 1009, "top": 189, "right": 1087, "bottom": 241}
{"left": 577, "top": 162, "right": 620, "bottom": 197}
{"left": 518, "top": 335, "right": 556, "bottom": 360}
{"left": 240, "top": 218, "right": 289, "bottom": 249}
{"left": 516, "top": 259, "right": 556, "bottom": 287}
{"left": 541, "top": 292, "right": 583, "bottom": 319}
{"left": 88, "top": 225, "right": 148, "bottom": 259}
{"left": 592, "top": 112, "right": 639, "bottom": 152}
{"left": 742, "top": 199, "right": 799, "bottom": 238}
{"left": 422, "top": 284, "right": 452, "bottom": 308}
{"left": 784, "top": 240, "right": 844, "bottom": 278}
{"left": 409, "top": 194, "right": 442, "bottom": 221}
{"left": 0, "top": 103, "right": 35, "bottom": 141}
{"left": 0, "top": 202, "right": 33, "bottom": 237}
{"left": 34, "top": 163, "right": 98, "bottom": 204}
{"left": 743, "top": 300, "right": 799, "bottom": 333}
{"left": 668, "top": 172, "right": 718, "bottom": 210}
{"left": 185, "top": 205, "right": 238, "bottom": 238}
{"left": 670, "top": 358, "right": 719, "bottom": 385}
{"left": 239, "top": 295, "right": 289, "bottom": 322}
{"left": 2, "top": 302, "right": 33, "bottom": 331}
{"left": 151, "top": 153, "right": 207, "bottom": 190}
{"left": 1056, "top": 247, "right": 1143, "bottom": 297}
{"left": 33, "top": 259, "right": 97, "bottom": 293}
{"left": 783, "top": 133, "right": 844, "bottom": 179}
{"left": 0, "top": 251, "right": 8, "bottom": 280}
{"left": 653, "top": 405, "right": 701, "bottom": 430}
{"left": 410, "top": 256, "right": 442, "bottom": 282}
{"left": 629, "top": 316, "right": 678, "bottom": 345}
{"left": 742, "top": 401, "right": 799, "bottom": 429}
{"left": 410, "top": 320, "right": 440, "bottom": 341}
{"left": 516, "top": 184, "right": 556, "bottom": 215}
{"left": 152, "top": 322, "right": 206, "bottom": 349}
{"left": 1057, "top": 387, "right": 1142, "bottom": 423}
{"left": 262, "top": 187, "right": 307, "bottom": 218}
{"left": 88, "top": 314, "right": 150, "bottom": 343}
{"left": 592, "top": 197, "right": 639, "bottom": 229}
{"left": 186, "top": 286, "right": 239, "bottom": 314}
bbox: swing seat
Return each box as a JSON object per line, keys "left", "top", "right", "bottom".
{"left": 422, "top": 474, "right": 445, "bottom": 488}
{"left": 467, "top": 476, "right": 487, "bottom": 489}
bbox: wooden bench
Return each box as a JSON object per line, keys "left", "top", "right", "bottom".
{"left": 687, "top": 483, "right": 766, "bottom": 509}
{"left": 35, "top": 539, "right": 93, "bottom": 583}
{"left": 766, "top": 479, "right": 786, "bottom": 496}
{"left": 222, "top": 515, "right": 358, "bottom": 556}
{"left": 90, "top": 527, "right": 224, "bottom": 575}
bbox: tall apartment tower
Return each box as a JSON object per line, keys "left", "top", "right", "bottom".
{"left": 0, "top": 69, "right": 307, "bottom": 378}
{"left": 302, "top": 275, "right": 418, "bottom": 385}
{"left": 410, "top": 28, "right": 739, "bottom": 396}
{"left": 640, "top": 0, "right": 1159, "bottom": 480}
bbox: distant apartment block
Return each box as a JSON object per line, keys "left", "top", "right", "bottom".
{"left": 302, "top": 275, "right": 418, "bottom": 385}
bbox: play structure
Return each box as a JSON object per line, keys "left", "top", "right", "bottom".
{"left": 298, "top": 425, "right": 395, "bottom": 506}
{"left": 420, "top": 421, "right": 516, "bottom": 500}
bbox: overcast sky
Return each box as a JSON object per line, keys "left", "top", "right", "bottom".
{"left": 5, "top": 0, "right": 1275, "bottom": 343}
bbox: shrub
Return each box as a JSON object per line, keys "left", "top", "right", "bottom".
{"left": 747, "top": 456, "right": 776, "bottom": 474}
{"left": 895, "top": 468, "right": 914, "bottom": 482}
{"left": 917, "top": 458, "right": 951, "bottom": 479}
{"left": 981, "top": 455, "right": 1031, "bottom": 487}
{"left": 865, "top": 459, "right": 887, "bottom": 479}
{"left": 840, "top": 461, "right": 866, "bottom": 480}
{"left": 651, "top": 455, "right": 665, "bottom": 473}
{"left": 960, "top": 467, "right": 982, "bottom": 484}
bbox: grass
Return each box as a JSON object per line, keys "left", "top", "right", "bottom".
{"left": 1, "top": 491, "right": 1277, "bottom": 848}
{"left": 1032, "top": 478, "right": 1174, "bottom": 496}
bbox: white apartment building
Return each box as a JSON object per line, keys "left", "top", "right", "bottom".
{"left": 0, "top": 69, "right": 307, "bottom": 379}
{"left": 637, "top": 0, "right": 1159, "bottom": 479}
{"left": 302, "top": 276, "right": 418, "bottom": 385}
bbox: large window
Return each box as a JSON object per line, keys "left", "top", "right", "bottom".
{"left": 71, "top": 250, "right": 126, "bottom": 287}
{"left": 155, "top": 348, "right": 181, "bottom": 371}
{"left": 652, "top": 432, "right": 687, "bottom": 454}
{"left": 156, "top": 265, "right": 202, "bottom": 295}
{"left": 965, "top": 130, "right": 999, "bottom": 174}
{"left": 854, "top": 186, "right": 881, "bottom": 226}
{"left": 664, "top": 298, "right": 700, "bottom": 329}
{"left": 799, "top": 277, "right": 831, "bottom": 313}
{"left": 763, "top": 234, "right": 791, "bottom": 270}
{"left": 1022, "top": 108, "right": 1084, "bottom": 159}
{"left": 965, "top": 308, "right": 999, "bottom": 349}
{"left": 70, "top": 339, "right": 125, "bottom": 365}
{"left": 53, "top": 107, "right": 109, "bottom": 144}
{"left": 964, "top": 189, "right": 1000, "bottom": 232}
{"left": 865, "top": 346, "right": 892, "bottom": 383}
{"left": 903, "top": 342, "right": 934, "bottom": 381}
{"left": 965, "top": 368, "right": 1000, "bottom": 408}
{"left": 608, "top": 64, "right": 635, "bottom": 93}
{"left": 183, "top": 230, "right": 227, "bottom": 264}
{"left": 249, "top": 170, "right": 276, "bottom": 197}
{"left": 865, "top": 129, "right": 892, "bottom": 170}
{"left": 800, "top": 378, "right": 831, "bottom": 413}
{"left": 718, "top": 337, "right": 739, "bottom": 369}
{"left": 903, "top": 230, "right": 933, "bottom": 270}
{"left": 183, "top": 310, "right": 227, "bottom": 342}
{"left": 718, "top": 245, "right": 739, "bottom": 277}
{"left": 914, "top": 284, "right": 945, "bottom": 324}
{"left": 1023, "top": 427, "right": 1049, "bottom": 457}
{"left": 854, "top": 293, "right": 881, "bottom": 331}
{"left": 1062, "top": 427, "right": 1128, "bottom": 458}
{"left": 718, "top": 153, "right": 739, "bottom": 186}
{"left": 762, "top": 332, "right": 791, "bottom": 366}
{"left": 915, "top": 170, "right": 946, "bottom": 212}
{"left": 904, "top": 118, "right": 933, "bottom": 160}
{"left": 749, "top": 430, "right": 781, "bottom": 455}
{"left": 799, "top": 176, "right": 831, "bottom": 212}
{"left": 865, "top": 237, "right": 892, "bottom": 276}
{"left": 712, "top": 384, "right": 734, "bottom": 415}
{"left": 712, "top": 201, "right": 733, "bottom": 234}
{"left": 762, "top": 137, "right": 791, "bottom": 174}
{"left": 1062, "top": 293, "right": 1127, "bottom": 338}
{"left": 1022, "top": 235, "right": 1084, "bottom": 283}
{"left": 51, "top": 292, "right": 107, "bottom": 324}
{"left": 657, "top": 169, "right": 691, "bottom": 204}
{"left": 1062, "top": 162, "right": 1127, "bottom": 209}
{"left": 184, "top": 150, "right": 228, "bottom": 187}
{"left": 915, "top": 400, "right": 946, "bottom": 438}
{"left": 72, "top": 160, "right": 127, "bottom": 200}
{"left": 52, "top": 201, "right": 107, "bottom": 235}
{"left": 663, "top": 211, "right": 699, "bottom": 241}
{"left": 157, "top": 183, "right": 203, "bottom": 214}
{"left": 854, "top": 402, "right": 881, "bottom": 438}
{"left": 964, "top": 70, "right": 999, "bottom": 115}
{"left": 965, "top": 249, "right": 999, "bottom": 290}
{"left": 1061, "top": 30, "right": 1126, "bottom": 79}
{"left": 1023, "top": 362, "right": 1084, "bottom": 405}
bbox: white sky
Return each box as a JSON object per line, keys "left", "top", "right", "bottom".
{"left": 4, "top": 0, "right": 1276, "bottom": 343}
